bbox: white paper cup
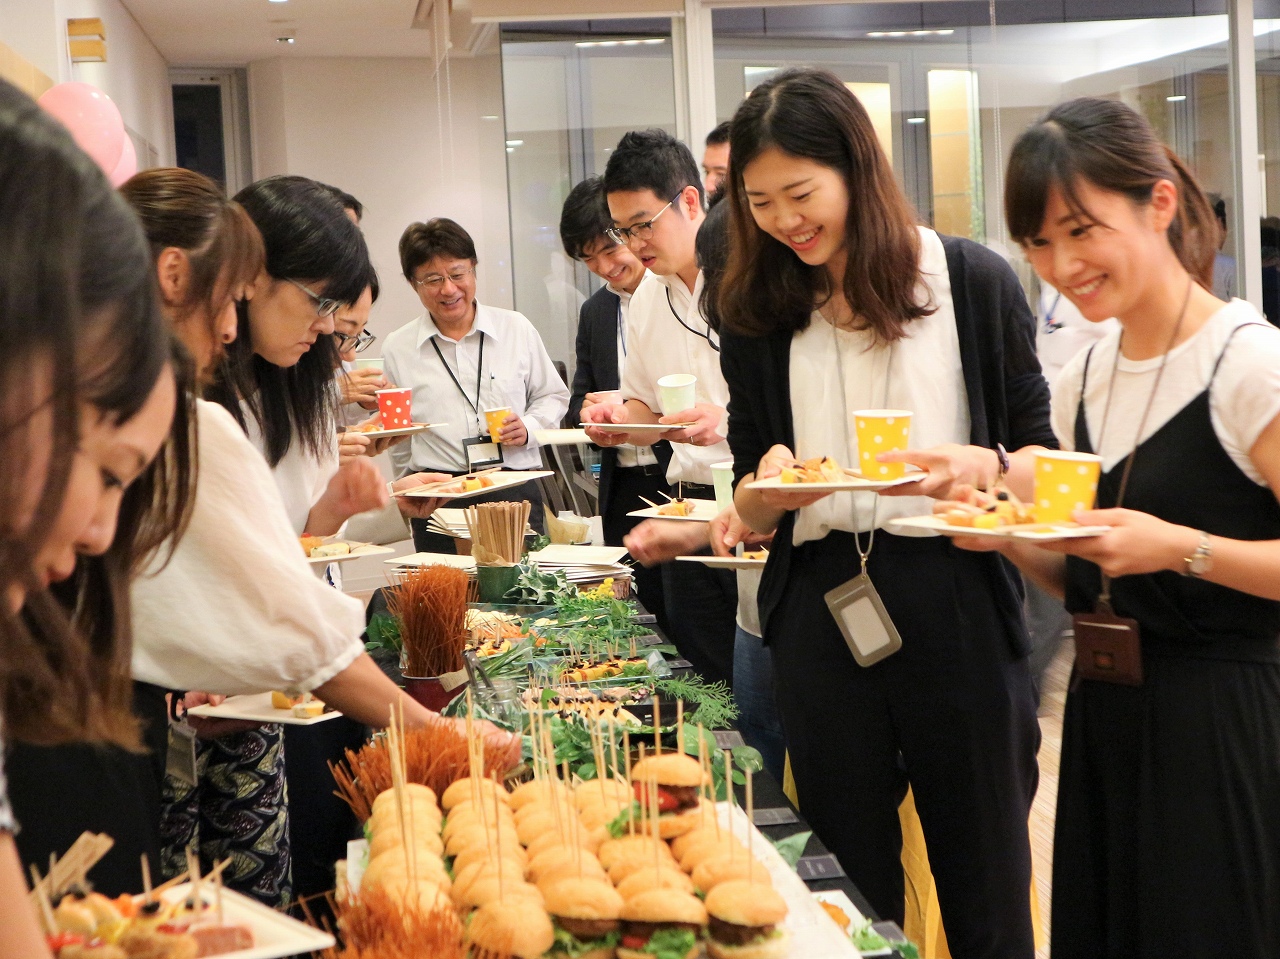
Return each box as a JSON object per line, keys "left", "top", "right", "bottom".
{"left": 657, "top": 374, "right": 697, "bottom": 417}
{"left": 711, "top": 460, "right": 735, "bottom": 512}
{"left": 594, "top": 389, "right": 624, "bottom": 406}
{"left": 354, "top": 357, "right": 384, "bottom": 371}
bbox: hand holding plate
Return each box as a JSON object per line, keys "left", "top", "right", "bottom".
{"left": 1034, "top": 507, "right": 1185, "bottom": 577}
{"left": 660, "top": 402, "right": 724, "bottom": 447}
{"left": 754, "top": 444, "right": 831, "bottom": 510}
{"left": 582, "top": 401, "right": 630, "bottom": 446}
{"left": 877, "top": 443, "right": 996, "bottom": 499}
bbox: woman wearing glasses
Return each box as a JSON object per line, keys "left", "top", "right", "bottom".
{"left": 383, "top": 217, "right": 569, "bottom": 553}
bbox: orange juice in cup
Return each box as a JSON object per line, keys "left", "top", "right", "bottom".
{"left": 853, "top": 409, "right": 912, "bottom": 480}
{"left": 1033, "top": 450, "right": 1102, "bottom": 524}
{"left": 484, "top": 407, "right": 512, "bottom": 443}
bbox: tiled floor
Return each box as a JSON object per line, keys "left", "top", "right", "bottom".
{"left": 1030, "top": 637, "right": 1073, "bottom": 959}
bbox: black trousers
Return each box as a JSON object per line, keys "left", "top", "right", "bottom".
{"left": 602, "top": 464, "right": 672, "bottom": 639}
{"left": 661, "top": 557, "right": 737, "bottom": 690}
{"left": 771, "top": 531, "right": 1039, "bottom": 959}
{"left": 410, "top": 478, "right": 544, "bottom": 554}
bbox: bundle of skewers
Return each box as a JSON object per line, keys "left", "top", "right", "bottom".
{"left": 465, "top": 501, "right": 531, "bottom": 567}
{"left": 385, "top": 564, "right": 476, "bottom": 677}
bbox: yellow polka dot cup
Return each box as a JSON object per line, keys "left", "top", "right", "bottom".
{"left": 1033, "top": 450, "right": 1102, "bottom": 524}
{"left": 853, "top": 409, "right": 913, "bottom": 480}
{"left": 484, "top": 407, "right": 513, "bottom": 443}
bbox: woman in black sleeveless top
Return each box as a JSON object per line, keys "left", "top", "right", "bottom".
{"left": 984, "top": 99, "right": 1280, "bottom": 957}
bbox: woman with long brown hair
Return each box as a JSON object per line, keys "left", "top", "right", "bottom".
{"left": 718, "top": 68, "right": 1052, "bottom": 956}
{"left": 985, "top": 97, "right": 1280, "bottom": 957}
{"left": 0, "top": 78, "right": 193, "bottom": 954}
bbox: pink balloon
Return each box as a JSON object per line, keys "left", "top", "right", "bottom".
{"left": 38, "top": 82, "right": 125, "bottom": 175}
{"left": 109, "top": 134, "right": 137, "bottom": 188}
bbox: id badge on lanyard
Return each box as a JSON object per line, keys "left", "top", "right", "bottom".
{"left": 433, "top": 331, "right": 504, "bottom": 471}
{"left": 463, "top": 435, "right": 504, "bottom": 470}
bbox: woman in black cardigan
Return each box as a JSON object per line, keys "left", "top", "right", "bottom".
{"left": 718, "top": 69, "right": 1053, "bottom": 958}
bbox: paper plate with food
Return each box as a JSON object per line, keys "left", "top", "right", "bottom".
{"left": 745, "top": 456, "right": 925, "bottom": 493}
{"left": 395, "top": 469, "right": 554, "bottom": 501}
{"left": 677, "top": 548, "right": 769, "bottom": 569}
{"left": 343, "top": 420, "right": 442, "bottom": 439}
{"left": 581, "top": 421, "right": 697, "bottom": 432}
{"left": 186, "top": 691, "right": 342, "bottom": 726}
{"left": 299, "top": 535, "right": 395, "bottom": 565}
{"left": 626, "top": 496, "right": 719, "bottom": 522}
{"left": 888, "top": 493, "right": 1109, "bottom": 541}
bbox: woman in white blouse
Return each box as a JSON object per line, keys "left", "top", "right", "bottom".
{"left": 718, "top": 69, "right": 1051, "bottom": 957}
{"left": 0, "top": 80, "right": 190, "bottom": 956}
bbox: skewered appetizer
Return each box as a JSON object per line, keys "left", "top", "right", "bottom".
{"left": 778, "top": 456, "right": 844, "bottom": 484}
{"left": 655, "top": 499, "right": 694, "bottom": 517}
{"left": 941, "top": 490, "right": 1035, "bottom": 529}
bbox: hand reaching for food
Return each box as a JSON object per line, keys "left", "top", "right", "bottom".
{"left": 709, "top": 505, "right": 772, "bottom": 557}
{"left": 753, "top": 445, "right": 831, "bottom": 510}
{"left": 878, "top": 443, "right": 1000, "bottom": 499}
{"left": 307, "top": 456, "right": 390, "bottom": 536}
{"left": 623, "top": 517, "right": 712, "bottom": 566}
{"left": 393, "top": 472, "right": 451, "bottom": 521}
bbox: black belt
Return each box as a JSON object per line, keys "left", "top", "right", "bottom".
{"left": 615, "top": 463, "right": 665, "bottom": 477}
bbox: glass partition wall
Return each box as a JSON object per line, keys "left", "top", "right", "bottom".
{"left": 498, "top": 3, "right": 1280, "bottom": 368}
{"left": 500, "top": 21, "right": 676, "bottom": 367}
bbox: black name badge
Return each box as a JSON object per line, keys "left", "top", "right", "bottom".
{"left": 464, "top": 435, "right": 504, "bottom": 470}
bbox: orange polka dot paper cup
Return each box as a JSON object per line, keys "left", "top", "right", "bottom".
{"left": 853, "top": 409, "right": 913, "bottom": 480}
{"left": 1033, "top": 450, "right": 1102, "bottom": 524}
{"left": 375, "top": 387, "right": 413, "bottom": 430}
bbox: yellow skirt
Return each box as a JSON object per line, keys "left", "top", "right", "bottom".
{"left": 782, "top": 756, "right": 1045, "bottom": 958}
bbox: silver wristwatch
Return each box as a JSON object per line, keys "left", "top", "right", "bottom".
{"left": 1183, "top": 531, "right": 1213, "bottom": 578}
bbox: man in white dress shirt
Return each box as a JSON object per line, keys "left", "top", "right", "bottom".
{"left": 383, "top": 218, "right": 569, "bottom": 552}
{"left": 582, "top": 128, "right": 737, "bottom": 689}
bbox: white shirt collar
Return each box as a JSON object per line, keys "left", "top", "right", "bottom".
{"left": 415, "top": 301, "right": 498, "bottom": 348}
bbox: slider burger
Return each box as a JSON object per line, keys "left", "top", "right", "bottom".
{"left": 544, "top": 877, "right": 625, "bottom": 959}
{"left": 628, "top": 753, "right": 707, "bottom": 840}
{"left": 615, "top": 866, "right": 695, "bottom": 900}
{"left": 442, "top": 776, "right": 510, "bottom": 813}
{"left": 467, "top": 898, "right": 555, "bottom": 959}
{"left": 509, "top": 779, "right": 572, "bottom": 812}
{"left": 454, "top": 841, "right": 527, "bottom": 876}
{"left": 691, "top": 858, "right": 770, "bottom": 896}
{"left": 616, "top": 889, "right": 707, "bottom": 959}
{"left": 703, "top": 881, "right": 788, "bottom": 959}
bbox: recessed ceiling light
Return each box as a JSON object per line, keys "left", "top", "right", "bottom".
{"left": 506, "top": 147, "right": 515, "bottom": 153}
{"left": 907, "top": 116, "right": 927, "bottom": 124}
{"left": 277, "top": 36, "right": 295, "bottom": 44}
{"left": 575, "top": 37, "right": 665, "bottom": 49}
{"left": 481, "top": 115, "right": 499, "bottom": 120}
{"left": 1167, "top": 94, "right": 1187, "bottom": 102}
{"left": 269, "top": 0, "right": 288, "bottom": 4}
{"left": 506, "top": 139, "right": 523, "bottom": 147}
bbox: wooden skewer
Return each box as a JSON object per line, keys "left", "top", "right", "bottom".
{"left": 676, "top": 700, "right": 684, "bottom": 754}
{"left": 745, "top": 767, "right": 755, "bottom": 883}
{"left": 723, "top": 748, "right": 734, "bottom": 860}
{"left": 142, "top": 853, "right": 153, "bottom": 904}
{"left": 637, "top": 495, "right": 661, "bottom": 510}
{"left": 653, "top": 698, "right": 661, "bottom": 756}
{"left": 29, "top": 866, "right": 56, "bottom": 934}
{"left": 624, "top": 730, "right": 634, "bottom": 835}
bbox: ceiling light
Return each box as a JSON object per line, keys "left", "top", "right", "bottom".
{"left": 907, "top": 117, "right": 927, "bottom": 124}
{"left": 481, "top": 115, "right": 499, "bottom": 120}
{"left": 888, "top": 31, "right": 906, "bottom": 37}
{"left": 867, "top": 28, "right": 954, "bottom": 39}
{"left": 1167, "top": 94, "right": 1187, "bottom": 102}
{"left": 506, "top": 139, "right": 523, "bottom": 147}
{"left": 269, "top": 0, "right": 288, "bottom": 4}
{"left": 937, "top": 29, "right": 954, "bottom": 35}
{"left": 277, "top": 36, "right": 295, "bottom": 44}
{"left": 575, "top": 37, "right": 665, "bottom": 49}
{"left": 506, "top": 147, "right": 515, "bottom": 153}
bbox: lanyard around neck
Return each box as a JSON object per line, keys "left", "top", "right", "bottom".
{"left": 431, "top": 331, "right": 485, "bottom": 429}
{"left": 666, "top": 286, "right": 719, "bottom": 353}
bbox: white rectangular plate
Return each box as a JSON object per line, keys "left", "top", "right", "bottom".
{"left": 305, "top": 541, "right": 395, "bottom": 566}
{"left": 148, "top": 882, "right": 335, "bottom": 958}
{"left": 530, "top": 544, "right": 629, "bottom": 566}
{"left": 888, "top": 514, "right": 1109, "bottom": 541}
{"left": 677, "top": 554, "right": 767, "bottom": 569}
{"left": 716, "top": 802, "right": 862, "bottom": 959}
{"left": 581, "top": 421, "right": 696, "bottom": 432}
{"left": 398, "top": 469, "right": 553, "bottom": 501}
{"left": 385, "top": 552, "right": 477, "bottom": 570}
{"left": 811, "top": 890, "right": 886, "bottom": 957}
{"left": 746, "top": 469, "right": 924, "bottom": 493}
{"left": 343, "top": 422, "right": 442, "bottom": 439}
{"left": 535, "top": 428, "right": 591, "bottom": 446}
{"left": 185, "top": 692, "right": 343, "bottom": 727}
{"left": 626, "top": 498, "right": 719, "bottom": 522}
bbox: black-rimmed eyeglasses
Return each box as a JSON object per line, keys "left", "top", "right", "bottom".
{"left": 334, "top": 328, "right": 377, "bottom": 353}
{"left": 288, "top": 278, "right": 343, "bottom": 318}
{"left": 606, "top": 194, "right": 680, "bottom": 245}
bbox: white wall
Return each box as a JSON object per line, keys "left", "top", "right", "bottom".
{"left": 247, "top": 53, "right": 514, "bottom": 350}
{"left": 55, "top": 0, "right": 174, "bottom": 166}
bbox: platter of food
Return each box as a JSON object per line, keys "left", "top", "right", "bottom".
{"left": 149, "top": 881, "right": 336, "bottom": 959}
{"left": 745, "top": 456, "right": 925, "bottom": 494}
{"left": 811, "top": 890, "right": 892, "bottom": 957}
{"left": 299, "top": 535, "right": 395, "bottom": 565}
{"left": 581, "top": 421, "right": 697, "bottom": 433}
{"left": 626, "top": 497, "right": 719, "bottom": 522}
{"left": 343, "top": 421, "right": 442, "bottom": 439}
{"left": 888, "top": 514, "right": 1109, "bottom": 541}
{"left": 396, "top": 469, "right": 554, "bottom": 501}
{"left": 677, "top": 550, "right": 768, "bottom": 569}
{"left": 186, "top": 691, "right": 343, "bottom": 727}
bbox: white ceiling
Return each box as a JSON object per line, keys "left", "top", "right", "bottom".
{"left": 120, "top": 0, "right": 440, "bottom": 65}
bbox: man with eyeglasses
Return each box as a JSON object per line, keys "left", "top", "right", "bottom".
{"left": 581, "top": 128, "right": 737, "bottom": 691}
{"left": 382, "top": 217, "right": 569, "bottom": 552}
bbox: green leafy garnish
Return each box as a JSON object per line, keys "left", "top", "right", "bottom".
{"left": 644, "top": 927, "right": 697, "bottom": 959}
{"left": 507, "top": 562, "right": 577, "bottom": 604}
{"left": 606, "top": 801, "right": 643, "bottom": 838}
{"left": 364, "top": 612, "right": 402, "bottom": 655}
{"left": 771, "top": 830, "right": 811, "bottom": 869}
{"left": 550, "top": 926, "right": 621, "bottom": 957}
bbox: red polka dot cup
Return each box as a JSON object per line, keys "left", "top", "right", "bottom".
{"left": 375, "top": 387, "right": 413, "bottom": 430}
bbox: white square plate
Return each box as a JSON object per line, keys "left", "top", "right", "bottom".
{"left": 626, "top": 498, "right": 720, "bottom": 522}
{"left": 385, "top": 552, "right": 478, "bottom": 570}
{"left": 397, "top": 470, "right": 553, "bottom": 501}
{"left": 745, "top": 468, "right": 924, "bottom": 494}
{"left": 342, "top": 421, "right": 442, "bottom": 439}
{"left": 185, "top": 692, "right": 343, "bottom": 727}
{"left": 887, "top": 514, "right": 1109, "bottom": 541}
{"left": 676, "top": 554, "right": 767, "bottom": 569}
{"left": 143, "top": 882, "right": 335, "bottom": 958}
{"left": 304, "top": 540, "right": 395, "bottom": 566}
